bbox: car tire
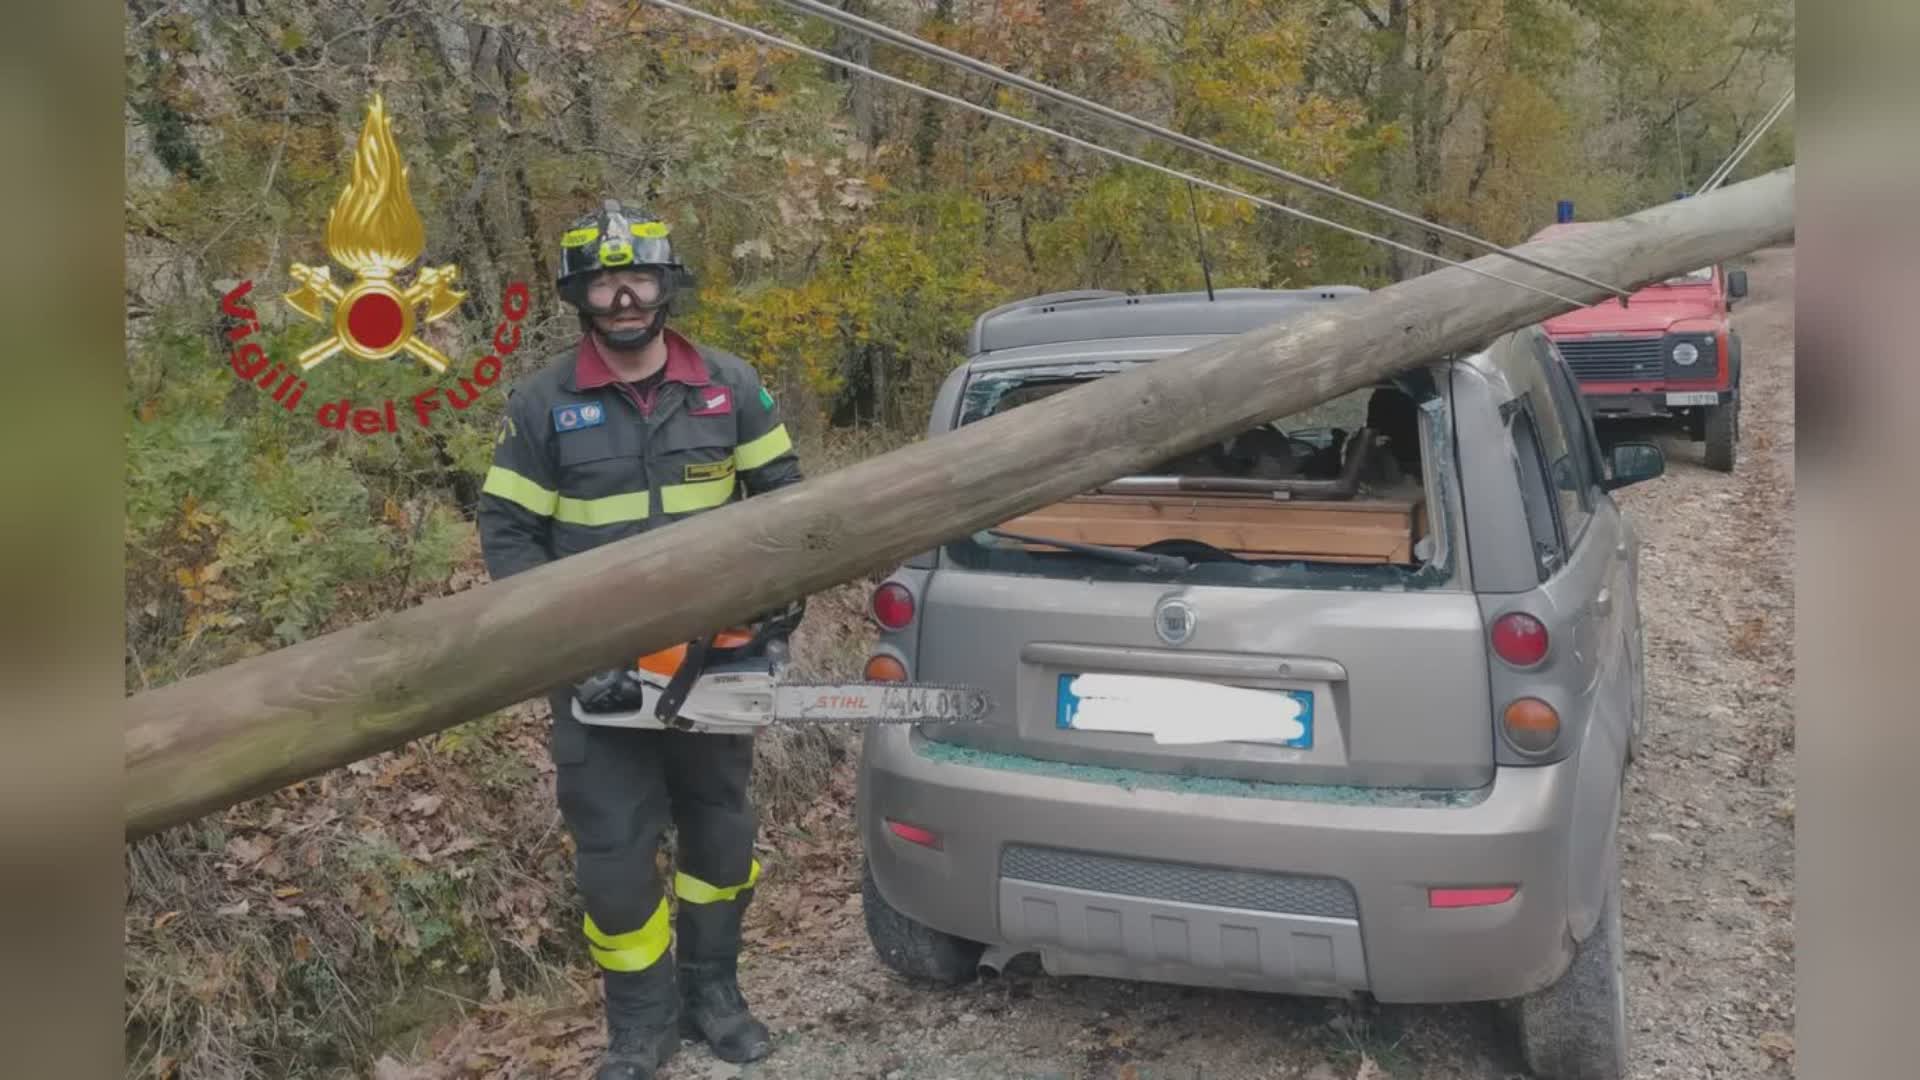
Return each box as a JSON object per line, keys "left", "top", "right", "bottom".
{"left": 861, "top": 860, "right": 986, "bottom": 985}
{"left": 1517, "top": 867, "right": 1630, "bottom": 1080}
{"left": 1703, "top": 398, "right": 1738, "bottom": 472}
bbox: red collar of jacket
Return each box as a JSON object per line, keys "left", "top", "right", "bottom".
{"left": 572, "top": 328, "right": 710, "bottom": 392}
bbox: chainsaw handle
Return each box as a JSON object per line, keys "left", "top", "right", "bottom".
{"left": 654, "top": 634, "right": 712, "bottom": 728}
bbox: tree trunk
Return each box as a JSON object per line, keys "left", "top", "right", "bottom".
{"left": 1376, "top": 0, "right": 1416, "bottom": 280}
{"left": 498, "top": 31, "right": 552, "bottom": 291}
{"left": 462, "top": 22, "right": 509, "bottom": 308}
{"left": 913, "top": 0, "right": 954, "bottom": 181}
{"left": 397, "top": 14, "right": 489, "bottom": 327}
{"left": 826, "top": 1, "right": 881, "bottom": 148}
{"left": 1409, "top": 3, "right": 1449, "bottom": 261}
{"left": 122, "top": 170, "right": 1797, "bottom": 837}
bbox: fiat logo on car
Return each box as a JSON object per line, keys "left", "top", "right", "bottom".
{"left": 1154, "top": 597, "right": 1196, "bottom": 646}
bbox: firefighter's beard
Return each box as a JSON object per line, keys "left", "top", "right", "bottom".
{"left": 590, "top": 303, "right": 666, "bottom": 351}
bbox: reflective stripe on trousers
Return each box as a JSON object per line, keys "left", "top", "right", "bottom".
{"left": 584, "top": 896, "right": 672, "bottom": 972}
{"left": 675, "top": 859, "right": 762, "bottom": 905}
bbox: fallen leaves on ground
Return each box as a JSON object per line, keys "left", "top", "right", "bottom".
{"left": 1756, "top": 1031, "right": 1795, "bottom": 1060}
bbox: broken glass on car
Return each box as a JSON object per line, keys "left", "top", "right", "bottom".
{"left": 945, "top": 361, "right": 1454, "bottom": 589}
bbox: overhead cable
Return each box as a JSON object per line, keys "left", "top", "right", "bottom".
{"left": 634, "top": 0, "right": 1590, "bottom": 306}
{"left": 767, "top": 0, "right": 1630, "bottom": 301}
{"left": 1697, "top": 88, "right": 1794, "bottom": 195}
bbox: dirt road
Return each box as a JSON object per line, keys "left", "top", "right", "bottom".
{"left": 404, "top": 248, "right": 1796, "bottom": 1080}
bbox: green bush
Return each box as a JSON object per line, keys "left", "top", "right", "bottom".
{"left": 126, "top": 310, "right": 483, "bottom": 687}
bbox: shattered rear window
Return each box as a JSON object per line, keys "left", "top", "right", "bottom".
{"left": 942, "top": 361, "right": 1458, "bottom": 590}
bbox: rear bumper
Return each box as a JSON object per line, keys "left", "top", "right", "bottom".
{"left": 858, "top": 728, "right": 1580, "bottom": 1004}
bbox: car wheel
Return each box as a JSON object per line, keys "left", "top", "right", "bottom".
{"left": 1517, "top": 866, "right": 1630, "bottom": 1080}
{"left": 861, "top": 859, "right": 986, "bottom": 985}
{"left": 1703, "top": 398, "right": 1738, "bottom": 472}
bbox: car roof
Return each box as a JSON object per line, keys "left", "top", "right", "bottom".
{"left": 961, "top": 335, "right": 1231, "bottom": 373}
{"left": 966, "top": 286, "right": 1368, "bottom": 357}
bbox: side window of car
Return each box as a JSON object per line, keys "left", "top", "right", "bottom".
{"left": 1503, "top": 398, "right": 1564, "bottom": 581}
{"left": 1524, "top": 342, "right": 1593, "bottom": 543}
{"left": 1537, "top": 336, "right": 1608, "bottom": 497}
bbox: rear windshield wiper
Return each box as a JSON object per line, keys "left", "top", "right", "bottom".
{"left": 983, "top": 529, "right": 1192, "bottom": 574}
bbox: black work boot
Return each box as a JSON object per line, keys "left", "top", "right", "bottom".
{"left": 595, "top": 963, "right": 682, "bottom": 1080}
{"left": 676, "top": 897, "right": 773, "bottom": 1063}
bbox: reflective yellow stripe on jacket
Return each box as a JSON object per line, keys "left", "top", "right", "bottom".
{"left": 583, "top": 897, "right": 671, "bottom": 972}
{"left": 554, "top": 490, "right": 650, "bottom": 526}
{"left": 661, "top": 473, "right": 735, "bottom": 515}
{"left": 675, "top": 859, "right": 762, "bottom": 904}
{"left": 482, "top": 466, "right": 558, "bottom": 516}
{"left": 736, "top": 425, "right": 793, "bottom": 471}
{"left": 484, "top": 466, "right": 651, "bottom": 526}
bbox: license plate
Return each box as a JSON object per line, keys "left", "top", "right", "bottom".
{"left": 1666, "top": 391, "right": 1718, "bottom": 406}
{"left": 1056, "top": 673, "right": 1313, "bottom": 748}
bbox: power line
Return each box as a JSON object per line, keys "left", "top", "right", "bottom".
{"left": 767, "top": 0, "right": 1630, "bottom": 301}
{"left": 1700, "top": 88, "right": 1794, "bottom": 193}
{"left": 633, "top": 0, "right": 1591, "bottom": 306}
{"left": 1697, "top": 87, "right": 1793, "bottom": 195}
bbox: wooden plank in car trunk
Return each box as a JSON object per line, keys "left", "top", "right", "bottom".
{"left": 998, "top": 493, "right": 1421, "bottom": 563}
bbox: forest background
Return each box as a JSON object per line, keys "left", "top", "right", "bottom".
{"left": 123, "top": 0, "right": 1793, "bottom": 1075}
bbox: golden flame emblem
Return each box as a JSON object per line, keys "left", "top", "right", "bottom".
{"left": 284, "top": 95, "right": 465, "bottom": 372}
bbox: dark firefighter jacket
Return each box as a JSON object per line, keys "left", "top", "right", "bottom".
{"left": 478, "top": 328, "right": 803, "bottom": 581}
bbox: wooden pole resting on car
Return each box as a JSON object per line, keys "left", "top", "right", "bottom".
{"left": 124, "top": 168, "right": 1795, "bottom": 838}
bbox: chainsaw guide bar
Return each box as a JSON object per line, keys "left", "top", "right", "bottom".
{"left": 571, "top": 668, "right": 995, "bottom": 734}
{"left": 773, "top": 680, "right": 995, "bottom": 726}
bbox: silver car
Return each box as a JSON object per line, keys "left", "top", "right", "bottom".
{"left": 854, "top": 287, "right": 1667, "bottom": 1080}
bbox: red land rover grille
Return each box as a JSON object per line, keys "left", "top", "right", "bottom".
{"left": 1556, "top": 338, "right": 1665, "bottom": 382}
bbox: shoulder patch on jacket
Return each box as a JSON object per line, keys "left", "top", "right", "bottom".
{"left": 552, "top": 401, "right": 607, "bottom": 432}
{"left": 689, "top": 386, "right": 733, "bottom": 416}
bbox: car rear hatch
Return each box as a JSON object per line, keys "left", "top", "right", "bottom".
{"left": 914, "top": 361, "right": 1494, "bottom": 790}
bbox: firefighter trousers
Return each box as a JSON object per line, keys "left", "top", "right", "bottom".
{"left": 547, "top": 692, "right": 760, "bottom": 974}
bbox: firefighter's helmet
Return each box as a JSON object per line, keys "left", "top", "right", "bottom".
{"left": 555, "top": 199, "right": 695, "bottom": 346}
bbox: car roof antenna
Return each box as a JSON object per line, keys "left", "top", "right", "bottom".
{"left": 1185, "top": 181, "right": 1215, "bottom": 301}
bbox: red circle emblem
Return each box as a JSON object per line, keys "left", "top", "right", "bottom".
{"left": 346, "top": 292, "right": 406, "bottom": 350}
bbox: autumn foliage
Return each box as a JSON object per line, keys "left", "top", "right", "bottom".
{"left": 124, "top": 0, "right": 1791, "bottom": 1074}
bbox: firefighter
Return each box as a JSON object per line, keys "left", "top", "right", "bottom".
{"left": 477, "top": 199, "right": 803, "bottom": 1079}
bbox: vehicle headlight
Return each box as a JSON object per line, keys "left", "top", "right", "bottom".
{"left": 1671, "top": 342, "right": 1700, "bottom": 366}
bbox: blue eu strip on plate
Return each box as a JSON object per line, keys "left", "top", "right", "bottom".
{"left": 1056, "top": 673, "right": 1314, "bottom": 748}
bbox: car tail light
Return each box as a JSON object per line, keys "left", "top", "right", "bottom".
{"left": 885, "top": 819, "right": 942, "bottom": 849}
{"left": 864, "top": 654, "right": 909, "bottom": 682}
{"left": 1491, "top": 612, "right": 1549, "bottom": 667}
{"left": 872, "top": 582, "right": 915, "bottom": 630}
{"left": 1503, "top": 697, "right": 1561, "bottom": 752}
{"left": 1429, "top": 885, "right": 1519, "bottom": 909}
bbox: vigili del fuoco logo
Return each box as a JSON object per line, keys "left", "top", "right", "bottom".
{"left": 217, "top": 94, "right": 529, "bottom": 433}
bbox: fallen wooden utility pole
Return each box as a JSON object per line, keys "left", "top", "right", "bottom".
{"left": 125, "top": 168, "right": 1795, "bottom": 839}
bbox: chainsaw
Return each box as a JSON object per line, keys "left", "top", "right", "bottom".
{"left": 571, "top": 624, "right": 994, "bottom": 735}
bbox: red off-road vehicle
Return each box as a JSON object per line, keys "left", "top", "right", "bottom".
{"left": 1531, "top": 221, "right": 1749, "bottom": 472}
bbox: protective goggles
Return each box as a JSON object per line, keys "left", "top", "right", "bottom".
{"left": 577, "top": 268, "right": 673, "bottom": 316}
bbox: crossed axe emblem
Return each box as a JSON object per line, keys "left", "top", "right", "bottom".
{"left": 284, "top": 263, "right": 466, "bottom": 373}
